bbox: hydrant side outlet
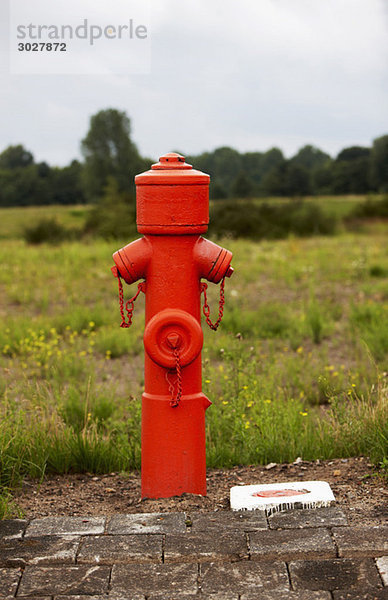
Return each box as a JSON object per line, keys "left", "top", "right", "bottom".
{"left": 112, "top": 152, "right": 233, "bottom": 499}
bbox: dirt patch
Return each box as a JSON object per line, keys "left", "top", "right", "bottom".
{"left": 15, "top": 457, "right": 387, "bottom": 526}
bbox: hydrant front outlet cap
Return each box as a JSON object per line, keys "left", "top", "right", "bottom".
{"left": 144, "top": 309, "right": 203, "bottom": 368}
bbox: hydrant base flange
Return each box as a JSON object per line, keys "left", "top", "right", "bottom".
{"left": 141, "top": 391, "right": 212, "bottom": 499}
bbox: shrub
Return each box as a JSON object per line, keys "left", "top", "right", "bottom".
{"left": 83, "top": 178, "right": 136, "bottom": 240}
{"left": 24, "top": 218, "right": 76, "bottom": 244}
{"left": 350, "top": 194, "right": 388, "bottom": 219}
{"left": 209, "top": 200, "right": 337, "bottom": 240}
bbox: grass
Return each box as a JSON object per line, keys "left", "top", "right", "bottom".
{"left": 0, "top": 203, "right": 388, "bottom": 517}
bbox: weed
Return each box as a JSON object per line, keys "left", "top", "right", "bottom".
{"left": 305, "top": 296, "right": 324, "bottom": 344}
{"left": 350, "top": 303, "right": 388, "bottom": 366}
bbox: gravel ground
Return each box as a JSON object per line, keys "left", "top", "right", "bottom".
{"left": 15, "top": 456, "right": 387, "bottom": 526}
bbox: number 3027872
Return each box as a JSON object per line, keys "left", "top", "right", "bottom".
{"left": 18, "top": 42, "right": 67, "bottom": 52}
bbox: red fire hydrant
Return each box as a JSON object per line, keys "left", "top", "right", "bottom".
{"left": 111, "top": 153, "right": 233, "bottom": 499}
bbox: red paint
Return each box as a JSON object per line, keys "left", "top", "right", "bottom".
{"left": 252, "top": 489, "right": 310, "bottom": 498}
{"left": 112, "top": 153, "right": 233, "bottom": 499}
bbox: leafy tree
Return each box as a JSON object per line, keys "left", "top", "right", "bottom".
{"left": 49, "top": 161, "right": 86, "bottom": 205}
{"left": 0, "top": 165, "right": 50, "bottom": 207}
{"left": 241, "top": 151, "right": 263, "bottom": 186}
{"left": 187, "top": 147, "right": 243, "bottom": 196}
{"left": 313, "top": 163, "right": 334, "bottom": 195}
{"left": 231, "top": 171, "right": 254, "bottom": 198}
{"left": 260, "top": 161, "right": 311, "bottom": 197}
{"left": 260, "top": 148, "right": 284, "bottom": 176}
{"left": 81, "top": 109, "right": 145, "bottom": 201}
{"left": 332, "top": 146, "right": 371, "bottom": 193}
{"left": 0, "top": 145, "right": 34, "bottom": 169}
{"left": 37, "top": 162, "right": 51, "bottom": 178}
{"left": 370, "top": 135, "right": 388, "bottom": 192}
{"left": 291, "top": 145, "right": 331, "bottom": 170}
{"left": 260, "top": 162, "right": 287, "bottom": 196}
{"left": 210, "top": 181, "right": 227, "bottom": 200}
{"left": 337, "top": 146, "right": 370, "bottom": 162}
{"left": 210, "top": 147, "right": 243, "bottom": 189}
{"left": 285, "top": 163, "right": 311, "bottom": 197}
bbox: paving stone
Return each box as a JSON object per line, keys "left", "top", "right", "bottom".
{"left": 269, "top": 507, "right": 348, "bottom": 529}
{"left": 289, "top": 558, "right": 382, "bottom": 591}
{"left": 107, "top": 512, "right": 186, "bottom": 535}
{"left": 164, "top": 532, "right": 248, "bottom": 563}
{"left": 25, "top": 516, "right": 105, "bottom": 537}
{"left": 148, "top": 596, "right": 238, "bottom": 600}
{"left": 110, "top": 563, "right": 198, "bottom": 597}
{"left": 77, "top": 534, "right": 163, "bottom": 564}
{"left": 333, "top": 527, "right": 388, "bottom": 558}
{"left": 249, "top": 527, "right": 335, "bottom": 561}
{"left": 0, "top": 535, "right": 79, "bottom": 567}
{"left": 200, "top": 561, "right": 289, "bottom": 595}
{"left": 0, "top": 519, "right": 28, "bottom": 540}
{"left": 18, "top": 565, "right": 111, "bottom": 596}
{"left": 332, "top": 589, "right": 388, "bottom": 599}
{"left": 242, "top": 592, "right": 332, "bottom": 600}
{"left": 189, "top": 510, "right": 267, "bottom": 532}
{"left": 56, "top": 597, "right": 142, "bottom": 600}
{"left": 377, "top": 556, "right": 388, "bottom": 586}
{"left": 0, "top": 567, "right": 21, "bottom": 596}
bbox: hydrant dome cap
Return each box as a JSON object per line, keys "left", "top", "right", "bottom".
{"left": 135, "top": 152, "right": 210, "bottom": 185}
{"left": 152, "top": 152, "right": 192, "bottom": 170}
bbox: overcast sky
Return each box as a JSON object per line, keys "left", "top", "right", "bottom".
{"left": 1, "top": 0, "right": 387, "bottom": 166}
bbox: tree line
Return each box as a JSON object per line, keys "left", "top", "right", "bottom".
{"left": 0, "top": 108, "right": 387, "bottom": 207}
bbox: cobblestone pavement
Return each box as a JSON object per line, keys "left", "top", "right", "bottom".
{"left": 0, "top": 507, "right": 387, "bottom": 599}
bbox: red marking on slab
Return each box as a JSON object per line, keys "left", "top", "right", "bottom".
{"left": 252, "top": 488, "right": 310, "bottom": 498}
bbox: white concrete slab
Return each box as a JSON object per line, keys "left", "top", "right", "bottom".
{"left": 376, "top": 556, "right": 388, "bottom": 586}
{"left": 230, "top": 481, "right": 335, "bottom": 514}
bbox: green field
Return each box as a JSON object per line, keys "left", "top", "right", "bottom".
{"left": 0, "top": 201, "right": 387, "bottom": 518}
{"left": 0, "top": 205, "right": 90, "bottom": 240}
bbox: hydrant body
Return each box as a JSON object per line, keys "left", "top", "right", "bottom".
{"left": 112, "top": 153, "right": 233, "bottom": 499}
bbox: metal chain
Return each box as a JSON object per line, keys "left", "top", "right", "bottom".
{"left": 170, "top": 347, "right": 183, "bottom": 408}
{"left": 200, "top": 277, "right": 226, "bottom": 331}
{"left": 165, "top": 346, "right": 183, "bottom": 408}
{"left": 117, "top": 276, "right": 144, "bottom": 328}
